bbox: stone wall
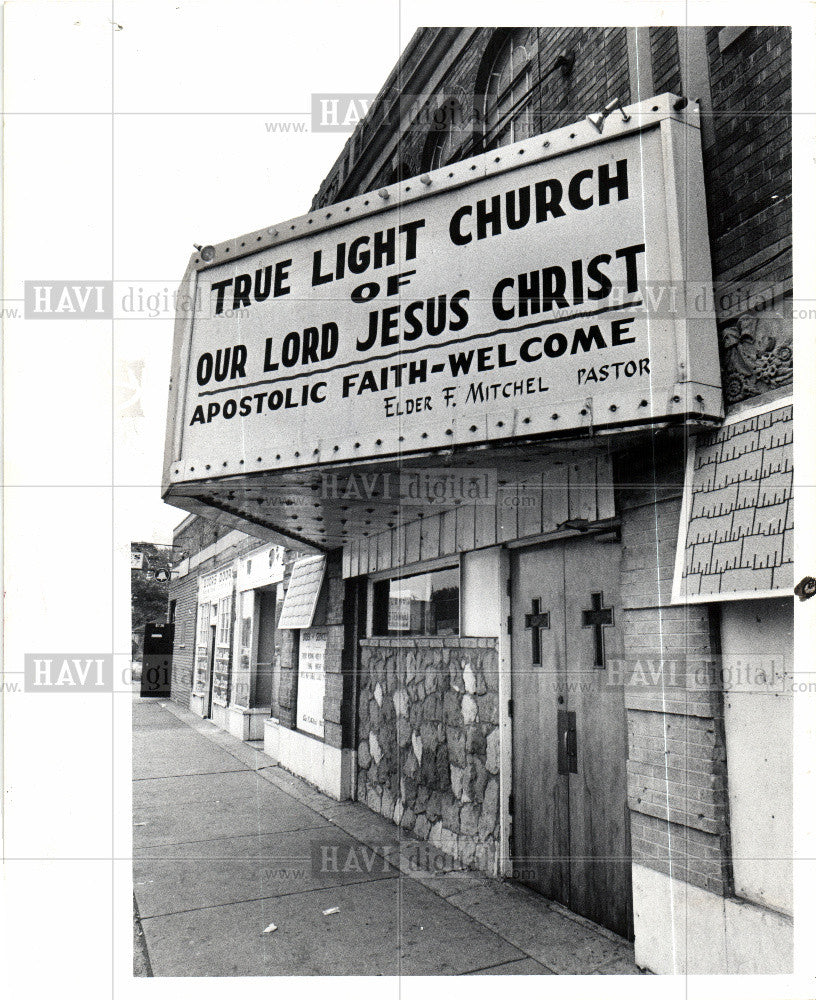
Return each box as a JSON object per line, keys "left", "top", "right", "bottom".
{"left": 357, "top": 638, "right": 501, "bottom": 874}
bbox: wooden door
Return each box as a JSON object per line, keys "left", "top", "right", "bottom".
{"left": 510, "top": 544, "right": 570, "bottom": 905}
{"left": 511, "top": 535, "right": 633, "bottom": 938}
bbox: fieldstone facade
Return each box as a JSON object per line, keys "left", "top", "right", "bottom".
{"left": 357, "top": 638, "right": 501, "bottom": 873}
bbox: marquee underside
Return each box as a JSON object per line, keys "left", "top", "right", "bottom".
{"left": 162, "top": 424, "right": 707, "bottom": 553}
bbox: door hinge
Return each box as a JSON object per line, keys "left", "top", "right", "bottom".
{"left": 507, "top": 698, "right": 514, "bottom": 719}
{"left": 506, "top": 577, "right": 512, "bottom": 597}
{"left": 507, "top": 614, "right": 513, "bottom": 634}
{"left": 508, "top": 792, "right": 515, "bottom": 816}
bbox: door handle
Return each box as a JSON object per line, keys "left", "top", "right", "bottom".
{"left": 557, "top": 709, "right": 578, "bottom": 775}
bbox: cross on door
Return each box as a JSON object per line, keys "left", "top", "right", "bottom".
{"left": 581, "top": 592, "right": 614, "bottom": 667}
{"left": 524, "top": 598, "right": 550, "bottom": 665}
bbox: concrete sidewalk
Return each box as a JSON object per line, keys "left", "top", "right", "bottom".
{"left": 133, "top": 695, "right": 642, "bottom": 976}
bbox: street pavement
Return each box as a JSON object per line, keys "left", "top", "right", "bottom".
{"left": 133, "top": 693, "right": 642, "bottom": 976}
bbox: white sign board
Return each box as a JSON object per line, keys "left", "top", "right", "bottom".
{"left": 296, "top": 631, "right": 327, "bottom": 738}
{"left": 164, "top": 96, "right": 721, "bottom": 494}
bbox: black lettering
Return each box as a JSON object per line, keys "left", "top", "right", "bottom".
{"left": 230, "top": 344, "right": 247, "bottom": 378}
{"left": 449, "top": 290, "right": 469, "bottom": 331}
{"left": 541, "top": 266, "right": 568, "bottom": 310}
{"left": 311, "top": 250, "right": 333, "bottom": 286}
{"left": 196, "top": 353, "right": 213, "bottom": 386}
{"left": 348, "top": 236, "right": 370, "bottom": 274}
{"left": 399, "top": 219, "right": 425, "bottom": 259}
{"left": 518, "top": 271, "right": 540, "bottom": 318}
{"left": 254, "top": 266, "right": 272, "bottom": 301}
{"left": 449, "top": 206, "right": 472, "bottom": 245}
{"left": 568, "top": 169, "right": 594, "bottom": 210}
{"left": 274, "top": 259, "right": 292, "bottom": 297}
{"left": 571, "top": 325, "right": 606, "bottom": 354}
{"left": 506, "top": 188, "right": 531, "bottom": 229}
{"left": 263, "top": 337, "right": 278, "bottom": 372}
{"left": 615, "top": 243, "right": 646, "bottom": 293}
{"left": 476, "top": 195, "right": 502, "bottom": 240}
{"left": 543, "top": 332, "right": 568, "bottom": 357}
{"left": 598, "top": 159, "right": 629, "bottom": 205}
{"left": 381, "top": 306, "right": 400, "bottom": 345}
{"left": 281, "top": 332, "right": 300, "bottom": 367}
{"left": 403, "top": 301, "right": 424, "bottom": 340}
{"left": 357, "top": 312, "right": 377, "bottom": 351}
{"left": 534, "top": 179, "right": 565, "bottom": 221}
{"left": 373, "top": 228, "right": 395, "bottom": 269}
{"left": 587, "top": 254, "right": 612, "bottom": 300}
{"left": 211, "top": 278, "right": 232, "bottom": 316}
{"left": 321, "top": 322, "right": 339, "bottom": 359}
{"left": 427, "top": 296, "right": 446, "bottom": 336}
{"left": 448, "top": 351, "right": 474, "bottom": 376}
{"left": 232, "top": 274, "right": 251, "bottom": 310}
{"left": 492, "top": 277, "right": 515, "bottom": 320}
{"left": 351, "top": 281, "right": 380, "bottom": 303}
{"left": 302, "top": 326, "right": 320, "bottom": 364}
{"left": 611, "top": 317, "right": 636, "bottom": 346}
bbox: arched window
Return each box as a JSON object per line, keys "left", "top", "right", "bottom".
{"left": 483, "top": 29, "right": 534, "bottom": 149}
{"left": 380, "top": 160, "right": 411, "bottom": 187}
{"left": 423, "top": 99, "right": 464, "bottom": 171}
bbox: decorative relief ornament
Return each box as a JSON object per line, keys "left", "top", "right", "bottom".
{"left": 719, "top": 309, "right": 792, "bottom": 403}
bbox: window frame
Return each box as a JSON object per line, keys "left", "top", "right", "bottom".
{"left": 368, "top": 557, "right": 462, "bottom": 639}
{"left": 482, "top": 29, "right": 535, "bottom": 150}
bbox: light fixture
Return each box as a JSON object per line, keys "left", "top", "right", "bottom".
{"left": 193, "top": 244, "right": 216, "bottom": 262}
{"left": 586, "top": 97, "right": 631, "bottom": 134}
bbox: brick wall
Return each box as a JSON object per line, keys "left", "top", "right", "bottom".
{"left": 704, "top": 26, "right": 791, "bottom": 285}
{"left": 650, "top": 27, "right": 681, "bottom": 95}
{"left": 617, "top": 442, "right": 733, "bottom": 896}
{"left": 168, "top": 572, "right": 198, "bottom": 706}
{"left": 173, "top": 515, "right": 235, "bottom": 562}
{"left": 313, "top": 27, "right": 631, "bottom": 207}
{"left": 356, "top": 638, "right": 501, "bottom": 874}
{"left": 704, "top": 26, "right": 792, "bottom": 408}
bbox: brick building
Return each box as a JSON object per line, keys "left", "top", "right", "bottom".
{"left": 168, "top": 513, "right": 292, "bottom": 741}
{"left": 163, "top": 26, "right": 794, "bottom": 974}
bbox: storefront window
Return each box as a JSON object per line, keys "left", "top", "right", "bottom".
{"left": 194, "top": 602, "right": 210, "bottom": 693}
{"left": 217, "top": 596, "right": 231, "bottom": 647}
{"left": 372, "top": 566, "right": 459, "bottom": 637}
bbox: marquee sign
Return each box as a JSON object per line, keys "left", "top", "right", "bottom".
{"left": 163, "top": 94, "right": 722, "bottom": 547}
